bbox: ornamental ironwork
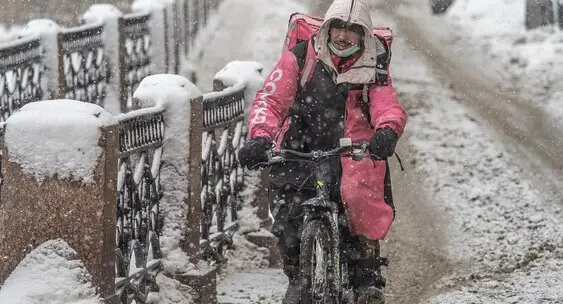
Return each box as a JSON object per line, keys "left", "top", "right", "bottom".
{"left": 119, "top": 12, "right": 151, "bottom": 112}
{"left": 58, "top": 23, "right": 108, "bottom": 106}
{"left": 201, "top": 85, "right": 246, "bottom": 262}
{"left": 115, "top": 110, "right": 165, "bottom": 303}
{"left": 0, "top": 36, "right": 43, "bottom": 122}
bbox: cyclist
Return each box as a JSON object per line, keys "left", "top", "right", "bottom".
{"left": 238, "top": 0, "right": 407, "bottom": 303}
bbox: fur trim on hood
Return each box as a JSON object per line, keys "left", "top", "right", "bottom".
{"left": 313, "top": 0, "right": 386, "bottom": 84}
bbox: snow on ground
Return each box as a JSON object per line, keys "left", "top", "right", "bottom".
{"left": 217, "top": 268, "right": 287, "bottom": 304}
{"left": 379, "top": 7, "right": 563, "bottom": 303}
{"left": 0, "top": 239, "right": 101, "bottom": 304}
{"left": 217, "top": 171, "right": 287, "bottom": 304}
{"left": 398, "top": 0, "right": 563, "bottom": 127}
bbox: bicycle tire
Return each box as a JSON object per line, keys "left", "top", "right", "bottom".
{"left": 299, "top": 220, "right": 338, "bottom": 304}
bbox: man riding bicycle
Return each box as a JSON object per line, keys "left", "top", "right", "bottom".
{"left": 238, "top": 0, "right": 407, "bottom": 303}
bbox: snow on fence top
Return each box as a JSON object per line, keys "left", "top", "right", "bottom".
{"left": 3, "top": 99, "right": 116, "bottom": 183}
{"left": 214, "top": 60, "right": 265, "bottom": 114}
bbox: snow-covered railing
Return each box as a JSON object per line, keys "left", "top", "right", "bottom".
{"left": 0, "top": 35, "right": 43, "bottom": 122}
{"left": 114, "top": 109, "right": 165, "bottom": 303}
{"left": 57, "top": 22, "right": 108, "bottom": 107}
{"left": 199, "top": 83, "right": 246, "bottom": 262}
{"left": 0, "top": 60, "right": 261, "bottom": 303}
{"left": 194, "top": 61, "right": 265, "bottom": 264}
{"left": 0, "top": 0, "right": 224, "bottom": 121}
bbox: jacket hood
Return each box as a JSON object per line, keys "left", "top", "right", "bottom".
{"left": 313, "top": 0, "right": 386, "bottom": 84}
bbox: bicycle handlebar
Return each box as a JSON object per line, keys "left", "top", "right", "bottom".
{"left": 252, "top": 140, "right": 384, "bottom": 169}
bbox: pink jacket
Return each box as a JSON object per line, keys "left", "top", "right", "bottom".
{"left": 248, "top": 0, "right": 407, "bottom": 240}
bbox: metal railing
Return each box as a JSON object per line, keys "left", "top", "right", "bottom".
{"left": 0, "top": 36, "right": 43, "bottom": 122}
{"left": 200, "top": 84, "right": 246, "bottom": 262}
{"left": 115, "top": 109, "right": 165, "bottom": 303}
{"left": 118, "top": 12, "right": 152, "bottom": 112}
{"left": 57, "top": 22, "right": 108, "bottom": 106}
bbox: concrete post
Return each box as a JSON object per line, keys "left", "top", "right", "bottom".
{"left": 0, "top": 100, "right": 118, "bottom": 301}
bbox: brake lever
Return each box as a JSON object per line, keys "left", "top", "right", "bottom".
{"left": 348, "top": 147, "right": 370, "bottom": 161}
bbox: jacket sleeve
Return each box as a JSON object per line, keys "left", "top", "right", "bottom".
{"left": 368, "top": 79, "right": 407, "bottom": 136}
{"left": 247, "top": 51, "right": 300, "bottom": 140}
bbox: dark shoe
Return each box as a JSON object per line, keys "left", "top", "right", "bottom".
{"left": 356, "top": 286, "right": 385, "bottom": 304}
{"left": 282, "top": 282, "right": 301, "bottom": 304}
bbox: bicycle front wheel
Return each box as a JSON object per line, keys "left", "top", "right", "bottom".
{"left": 299, "top": 220, "right": 338, "bottom": 304}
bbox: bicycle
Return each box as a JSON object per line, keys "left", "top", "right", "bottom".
{"left": 254, "top": 138, "right": 387, "bottom": 304}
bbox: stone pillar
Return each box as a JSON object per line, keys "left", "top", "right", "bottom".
{"left": 0, "top": 100, "right": 119, "bottom": 302}
{"left": 157, "top": 0, "right": 179, "bottom": 74}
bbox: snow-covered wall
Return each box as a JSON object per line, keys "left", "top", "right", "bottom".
{"left": 0, "top": 99, "right": 119, "bottom": 300}
{"left": 4, "top": 100, "right": 116, "bottom": 183}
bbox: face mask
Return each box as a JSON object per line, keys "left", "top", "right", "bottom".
{"left": 328, "top": 42, "right": 361, "bottom": 57}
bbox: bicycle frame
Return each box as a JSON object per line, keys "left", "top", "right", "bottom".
{"left": 302, "top": 161, "right": 348, "bottom": 300}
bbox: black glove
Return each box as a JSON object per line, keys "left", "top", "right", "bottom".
{"left": 370, "top": 128, "right": 398, "bottom": 159}
{"left": 238, "top": 137, "right": 272, "bottom": 169}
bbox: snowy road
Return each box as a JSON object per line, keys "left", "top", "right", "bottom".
{"left": 197, "top": 0, "right": 563, "bottom": 303}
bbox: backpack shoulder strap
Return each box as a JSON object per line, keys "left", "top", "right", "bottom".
{"left": 375, "top": 36, "right": 391, "bottom": 86}
{"left": 290, "top": 40, "right": 307, "bottom": 71}
{"left": 362, "top": 84, "right": 372, "bottom": 128}
{"left": 290, "top": 40, "right": 315, "bottom": 88}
